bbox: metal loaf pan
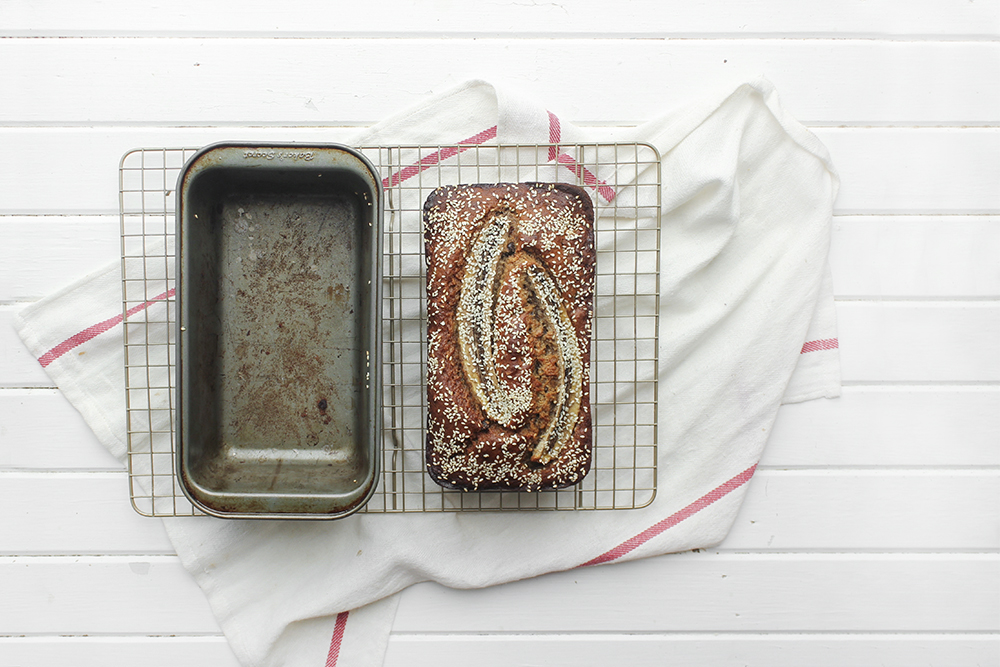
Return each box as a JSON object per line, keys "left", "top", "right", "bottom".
{"left": 176, "top": 143, "right": 383, "bottom": 519}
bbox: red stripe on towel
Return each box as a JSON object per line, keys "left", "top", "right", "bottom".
{"left": 382, "top": 126, "right": 498, "bottom": 188}
{"left": 324, "top": 611, "right": 350, "bottom": 667}
{"left": 38, "top": 288, "right": 175, "bottom": 368}
{"left": 556, "top": 152, "right": 618, "bottom": 203}
{"left": 547, "top": 110, "right": 560, "bottom": 161}
{"left": 579, "top": 465, "right": 758, "bottom": 567}
{"left": 545, "top": 111, "right": 616, "bottom": 203}
{"left": 800, "top": 338, "right": 839, "bottom": 354}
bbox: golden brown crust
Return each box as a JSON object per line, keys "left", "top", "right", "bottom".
{"left": 423, "top": 182, "right": 594, "bottom": 491}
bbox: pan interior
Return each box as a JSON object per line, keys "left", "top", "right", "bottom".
{"left": 181, "top": 165, "right": 377, "bottom": 511}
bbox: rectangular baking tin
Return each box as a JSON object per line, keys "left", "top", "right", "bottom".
{"left": 176, "top": 143, "right": 383, "bottom": 519}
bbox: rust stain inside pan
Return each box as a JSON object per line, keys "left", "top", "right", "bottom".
{"left": 176, "top": 143, "right": 382, "bottom": 518}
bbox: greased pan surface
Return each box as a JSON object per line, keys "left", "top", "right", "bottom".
{"left": 176, "top": 143, "right": 382, "bottom": 519}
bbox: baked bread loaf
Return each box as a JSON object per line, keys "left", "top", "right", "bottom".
{"left": 423, "top": 182, "right": 595, "bottom": 491}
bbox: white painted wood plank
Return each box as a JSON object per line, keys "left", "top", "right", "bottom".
{"left": 830, "top": 216, "right": 1000, "bottom": 298}
{"left": 0, "top": 307, "right": 53, "bottom": 388}
{"left": 1, "top": 633, "right": 995, "bottom": 667}
{"left": 1, "top": 471, "right": 993, "bottom": 554}
{"left": 0, "top": 389, "right": 119, "bottom": 469}
{"left": 3, "top": 386, "right": 997, "bottom": 470}
{"left": 4, "top": 303, "right": 999, "bottom": 386}
{"left": 391, "top": 554, "right": 1000, "bottom": 632}
{"left": 6, "top": 0, "right": 999, "bottom": 37}
{"left": 0, "top": 216, "right": 121, "bottom": 304}
{"left": 0, "top": 636, "right": 241, "bottom": 667}
{"left": 764, "top": 386, "right": 1000, "bottom": 467}
{"left": 0, "top": 555, "right": 994, "bottom": 634}
{"left": 383, "top": 634, "right": 1000, "bottom": 667}
{"left": 0, "top": 128, "right": 996, "bottom": 215}
{"left": 0, "top": 556, "right": 221, "bottom": 634}
{"left": 821, "top": 128, "right": 1000, "bottom": 215}
{"left": 2, "top": 39, "right": 997, "bottom": 125}
{"left": 724, "top": 471, "right": 1000, "bottom": 551}
{"left": 5, "top": 215, "right": 997, "bottom": 302}
{"left": 0, "top": 473, "right": 172, "bottom": 554}
{"left": 838, "top": 302, "right": 1000, "bottom": 382}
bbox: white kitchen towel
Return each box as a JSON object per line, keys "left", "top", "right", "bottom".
{"left": 14, "top": 77, "right": 840, "bottom": 667}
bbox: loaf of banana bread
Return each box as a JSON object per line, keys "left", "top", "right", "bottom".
{"left": 423, "top": 182, "right": 595, "bottom": 491}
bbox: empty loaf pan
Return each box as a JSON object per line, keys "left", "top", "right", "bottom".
{"left": 176, "top": 143, "right": 383, "bottom": 519}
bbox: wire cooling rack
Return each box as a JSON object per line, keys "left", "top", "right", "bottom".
{"left": 120, "top": 142, "right": 661, "bottom": 517}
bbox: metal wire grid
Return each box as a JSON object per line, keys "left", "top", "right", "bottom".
{"left": 120, "top": 147, "right": 199, "bottom": 516}
{"left": 120, "top": 142, "right": 661, "bottom": 517}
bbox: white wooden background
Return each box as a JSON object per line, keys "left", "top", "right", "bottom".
{"left": 2, "top": 1, "right": 999, "bottom": 665}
